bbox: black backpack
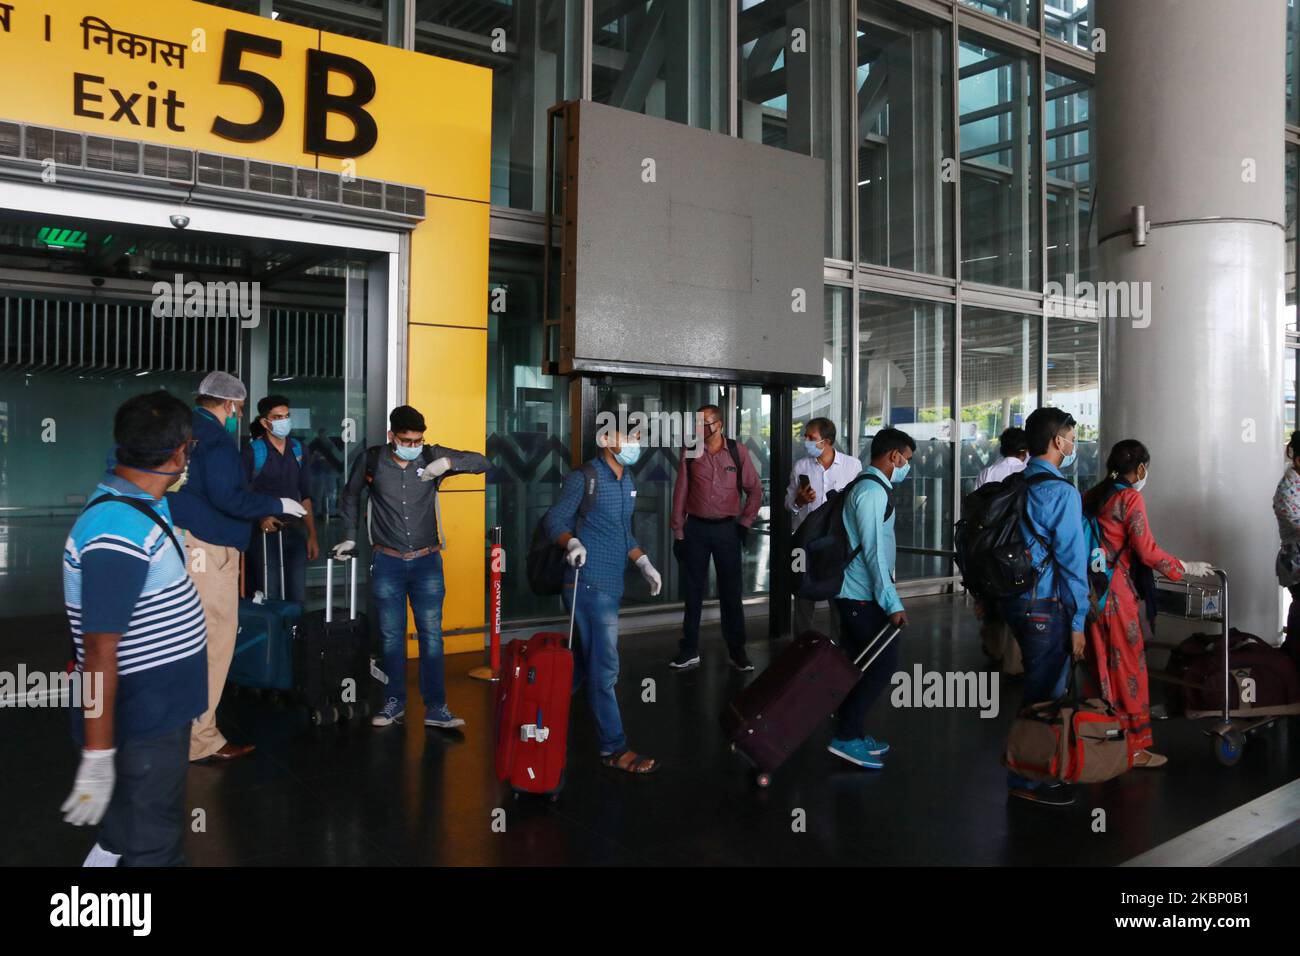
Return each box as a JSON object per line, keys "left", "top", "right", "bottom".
{"left": 527, "top": 464, "right": 598, "bottom": 596}
{"left": 953, "top": 471, "right": 1071, "bottom": 600}
{"left": 790, "top": 472, "right": 893, "bottom": 601}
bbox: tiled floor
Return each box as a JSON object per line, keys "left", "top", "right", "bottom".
{"left": 3, "top": 593, "right": 1298, "bottom": 866}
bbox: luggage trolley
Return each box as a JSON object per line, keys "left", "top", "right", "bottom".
{"left": 1151, "top": 568, "right": 1300, "bottom": 766}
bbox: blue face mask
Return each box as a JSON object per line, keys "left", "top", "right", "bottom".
{"left": 615, "top": 442, "right": 641, "bottom": 466}
{"left": 269, "top": 418, "right": 292, "bottom": 438}
{"left": 224, "top": 411, "right": 240, "bottom": 436}
{"left": 890, "top": 460, "right": 911, "bottom": 484}
{"left": 394, "top": 443, "right": 423, "bottom": 462}
{"left": 804, "top": 439, "right": 823, "bottom": 458}
{"left": 1060, "top": 441, "right": 1077, "bottom": 469}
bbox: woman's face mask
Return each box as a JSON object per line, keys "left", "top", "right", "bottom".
{"left": 1132, "top": 464, "right": 1149, "bottom": 492}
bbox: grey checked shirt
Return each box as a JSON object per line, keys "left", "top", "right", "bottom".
{"left": 340, "top": 443, "right": 490, "bottom": 553}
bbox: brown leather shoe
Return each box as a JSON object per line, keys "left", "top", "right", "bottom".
{"left": 203, "top": 742, "right": 256, "bottom": 762}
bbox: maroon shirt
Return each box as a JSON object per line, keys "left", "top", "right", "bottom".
{"left": 671, "top": 440, "right": 763, "bottom": 539}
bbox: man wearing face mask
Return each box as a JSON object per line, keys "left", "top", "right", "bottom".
{"left": 62, "top": 391, "right": 207, "bottom": 866}
{"left": 545, "top": 421, "right": 662, "bottom": 773}
{"left": 1000, "top": 407, "right": 1091, "bottom": 806}
{"left": 336, "top": 405, "right": 491, "bottom": 730}
{"left": 241, "top": 394, "right": 319, "bottom": 604}
{"left": 669, "top": 404, "right": 764, "bottom": 672}
{"left": 828, "top": 427, "right": 914, "bottom": 770}
{"left": 785, "top": 417, "right": 861, "bottom": 639}
{"left": 168, "top": 371, "right": 307, "bottom": 763}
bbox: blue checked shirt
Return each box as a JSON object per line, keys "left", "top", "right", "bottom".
{"left": 544, "top": 457, "right": 640, "bottom": 598}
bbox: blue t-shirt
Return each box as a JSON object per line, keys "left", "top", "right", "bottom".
{"left": 63, "top": 474, "right": 208, "bottom": 742}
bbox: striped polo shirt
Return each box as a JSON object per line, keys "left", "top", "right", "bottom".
{"left": 63, "top": 473, "right": 207, "bottom": 741}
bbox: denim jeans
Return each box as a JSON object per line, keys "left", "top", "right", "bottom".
{"left": 1001, "top": 597, "right": 1072, "bottom": 790}
{"left": 563, "top": 582, "right": 627, "bottom": 756}
{"left": 371, "top": 551, "right": 446, "bottom": 709}
{"left": 248, "top": 525, "right": 308, "bottom": 604}
{"left": 96, "top": 724, "right": 190, "bottom": 867}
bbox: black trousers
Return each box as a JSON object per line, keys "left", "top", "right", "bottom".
{"left": 96, "top": 724, "right": 190, "bottom": 867}
{"left": 677, "top": 515, "right": 747, "bottom": 657}
{"left": 832, "top": 599, "right": 899, "bottom": 740}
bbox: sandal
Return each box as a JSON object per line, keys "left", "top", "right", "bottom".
{"left": 1133, "top": 750, "right": 1168, "bottom": 768}
{"left": 602, "top": 749, "right": 659, "bottom": 774}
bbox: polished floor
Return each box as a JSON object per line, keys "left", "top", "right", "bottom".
{"left": 3, "top": 594, "right": 1299, "bottom": 866}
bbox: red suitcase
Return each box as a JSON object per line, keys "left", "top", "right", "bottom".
{"left": 721, "top": 624, "right": 900, "bottom": 787}
{"left": 494, "top": 568, "right": 579, "bottom": 797}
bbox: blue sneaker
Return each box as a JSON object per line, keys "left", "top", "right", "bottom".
{"left": 424, "top": 705, "right": 465, "bottom": 729}
{"left": 862, "top": 735, "right": 890, "bottom": 756}
{"left": 827, "top": 737, "right": 885, "bottom": 769}
{"left": 371, "top": 697, "right": 404, "bottom": 727}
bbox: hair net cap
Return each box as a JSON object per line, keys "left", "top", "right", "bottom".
{"left": 198, "top": 371, "right": 247, "bottom": 401}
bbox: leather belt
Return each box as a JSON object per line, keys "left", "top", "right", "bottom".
{"left": 374, "top": 545, "right": 435, "bottom": 560}
{"left": 687, "top": 514, "right": 737, "bottom": 524}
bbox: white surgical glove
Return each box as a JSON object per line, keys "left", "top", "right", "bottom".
{"left": 279, "top": 498, "right": 307, "bottom": 518}
{"left": 635, "top": 555, "right": 662, "bottom": 596}
{"left": 1180, "top": 560, "right": 1214, "bottom": 578}
{"left": 61, "top": 748, "right": 116, "bottom": 827}
{"left": 418, "top": 457, "right": 452, "bottom": 482}
{"left": 332, "top": 540, "right": 356, "bottom": 559}
{"left": 565, "top": 538, "right": 587, "bottom": 568}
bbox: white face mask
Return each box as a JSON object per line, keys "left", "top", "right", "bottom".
{"left": 1133, "top": 466, "right": 1148, "bottom": 492}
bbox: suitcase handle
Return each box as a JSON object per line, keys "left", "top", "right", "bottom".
{"left": 325, "top": 554, "right": 359, "bottom": 624}
{"left": 566, "top": 566, "right": 580, "bottom": 649}
{"left": 261, "top": 527, "right": 285, "bottom": 600}
{"left": 851, "top": 623, "right": 902, "bottom": 673}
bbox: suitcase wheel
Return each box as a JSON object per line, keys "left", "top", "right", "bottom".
{"left": 755, "top": 773, "right": 772, "bottom": 788}
{"left": 1212, "top": 729, "right": 1245, "bottom": 767}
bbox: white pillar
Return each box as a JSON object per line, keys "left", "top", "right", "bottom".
{"left": 1095, "top": 0, "right": 1287, "bottom": 640}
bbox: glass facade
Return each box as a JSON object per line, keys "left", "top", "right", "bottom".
{"left": 857, "top": 1, "right": 953, "bottom": 276}
{"left": 1046, "top": 69, "right": 1094, "bottom": 285}
{"left": 960, "top": 307, "right": 1038, "bottom": 496}
{"left": 858, "top": 292, "right": 954, "bottom": 581}
{"left": 959, "top": 36, "right": 1039, "bottom": 291}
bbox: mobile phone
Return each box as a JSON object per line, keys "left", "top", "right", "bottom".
{"left": 798, "top": 474, "right": 811, "bottom": 490}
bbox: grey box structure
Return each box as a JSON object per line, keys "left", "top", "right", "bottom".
{"left": 556, "top": 101, "right": 826, "bottom": 386}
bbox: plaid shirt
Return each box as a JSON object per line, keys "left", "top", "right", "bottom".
{"left": 544, "top": 457, "right": 640, "bottom": 597}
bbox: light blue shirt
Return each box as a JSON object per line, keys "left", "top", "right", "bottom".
{"left": 836, "top": 466, "right": 903, "bottom": 614}
{"left": 1019, "top": 457, "right": 1090, "bottom": 632}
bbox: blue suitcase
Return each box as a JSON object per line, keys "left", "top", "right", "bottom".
{"left": 230, "top": 530, "right": 302, "bottom": 691}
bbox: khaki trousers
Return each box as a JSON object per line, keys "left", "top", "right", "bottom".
{"left": 184, "top": 532, "right": 241, "bottom": 761}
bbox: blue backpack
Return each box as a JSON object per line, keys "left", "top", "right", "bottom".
{"left": 252, "top": 436, "right": 303, "bottom": 480}
{"left": 1084, "top": 482, "right": 1128, "bottom": 616}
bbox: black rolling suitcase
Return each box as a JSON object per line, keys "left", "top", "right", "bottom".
{"left": 295, "top": 556, "right": 370, "bottom": 726}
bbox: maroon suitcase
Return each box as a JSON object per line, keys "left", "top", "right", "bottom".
{"left": 721, "top": 624, "right": 900, "bottom": 787}
{"left": 494, "top": 568, "right": 579, "bottom": 798}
